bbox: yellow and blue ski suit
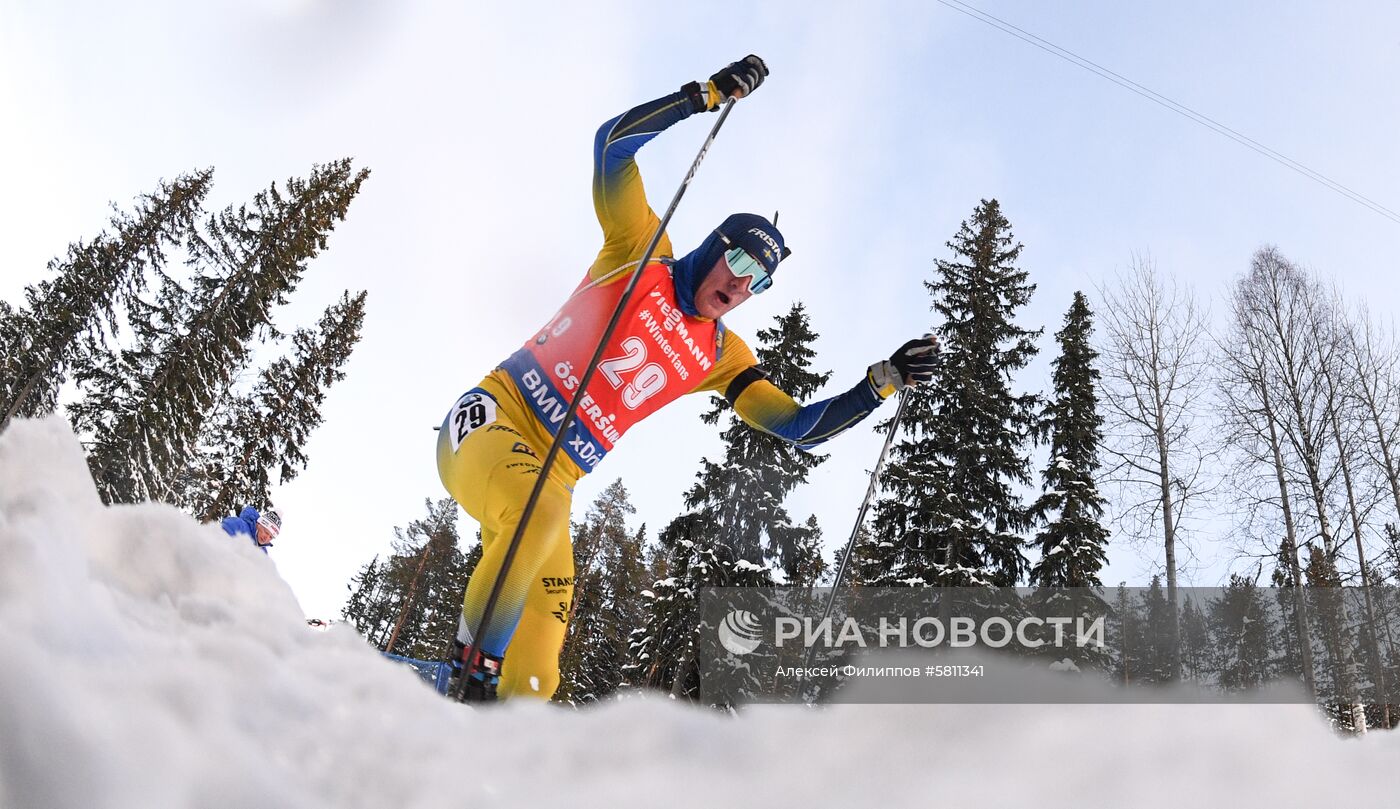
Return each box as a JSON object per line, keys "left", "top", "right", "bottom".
{"left": 437, "top": 82, "right": 894, "bottom": 699}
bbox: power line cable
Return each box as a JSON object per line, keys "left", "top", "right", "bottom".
{"left": 936, "top": 0, "right": 1400, "bottom": 226}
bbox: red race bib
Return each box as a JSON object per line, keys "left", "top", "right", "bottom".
{"left": 498, "top": 263, "right": 720, "bottom": 471}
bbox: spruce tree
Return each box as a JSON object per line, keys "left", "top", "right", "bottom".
{"left": 1111, "top": 576, "right": 1176, "bottom": 685}
{"left": 394, "top": 499, "right": 473, "bottom": 660}
{"left": 1305, "top": 546, "right": 1365, "bottom": 728}
{"left": 1140, "top": 575, "right": 1178, "bottom": 683}
{"left": 624, "top": 514, "right": 720, "bottom": 692}
{"left": 181, "top": 290, "right": 368, "bottom": 519}
{"left": 0, "top": 300, "right": 25, "bottom": 397}
{"left": 1028, "top": 292, "right": 1109, "bottom": 588}
{"left": 557, "top": 480, "right": 650, "bottom": 704}
{"left": 783, "top": 514, "right": 828, "bottom": 588}
{"left": 1108, "top": 583, "right": 1139, "bottom": 685}
{"left": 625, "top": 303, "right": 831, "bottom": 697}
{"left": 1206, "top": 575, "right": 1278, "bottom": 691}
{"left": 626, "top": 512, "right": 781, "bottom": 701}
{"left": 1, "top": 171, "right": 212, "bottom": 429}
{"left": 869, "top": 199, "right": 1041, "bottom": 588}
{"left": 351, "top": 499, "right": 472, "bottom": 660}
{"left": 841, "top": 523, "right": 890, "bottom": 588}
{"left": 342, "top": 555, "right": 379, "bottom": 626}
{"left": 73, "top": 160, "right": 369, "bottom": 503}
{"left": 1110, "top": 577, "right": 1176, "bottom": 685}
{"left": 1270, "top": 564, "right": 1307, "bottom": 686}
{"left": 343, "top": 555, "right": 396, "bottom": 647}
{"left": 1179, "top": 597, "right": 1212, "bottom": 683}
{"left": 698, "top": 302, "right": 831, "bottom": 570}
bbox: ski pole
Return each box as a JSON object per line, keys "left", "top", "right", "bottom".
{"left": 797, "top": 388, "right": 910, "bottom": 692}
{"left": 452, "top": 97, "right": 739, "bottom": 701}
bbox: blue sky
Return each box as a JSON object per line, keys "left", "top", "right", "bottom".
{"left": 4, "top": 0, "right": 1398, "bottom": 617}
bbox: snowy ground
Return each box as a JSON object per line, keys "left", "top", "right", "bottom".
{"left": 2, "top": 416, "right": 1397, "bottom": 809}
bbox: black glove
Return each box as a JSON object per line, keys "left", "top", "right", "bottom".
{"left": 868, "top": 335, "right": 940, "bottom": 394}
{"left": 710, "top": 55, "right": 769, "bottom": 101}
{"left": 681, "top": 81, "right": 709, "bottom": 114}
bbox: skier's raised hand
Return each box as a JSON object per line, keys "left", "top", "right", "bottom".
{"left": 868, "top": 334, "right": 940, "bottom": 395}
{"left": 710, "top": 55, "right": 769, "bottom": 100}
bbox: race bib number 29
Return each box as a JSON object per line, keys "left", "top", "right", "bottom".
{"left": 449, "top": 391, "right": 497, "bottom": 452}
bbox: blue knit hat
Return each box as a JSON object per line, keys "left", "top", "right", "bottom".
{"left": 671, "top": 213, "right": 789, "bottom": 317}
{"left": 715, "top": 213, "right": 787, "bottom": 277}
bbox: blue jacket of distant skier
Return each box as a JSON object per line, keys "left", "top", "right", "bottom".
{"left": 221, "top": 505, "right": 269, "bottom": 554}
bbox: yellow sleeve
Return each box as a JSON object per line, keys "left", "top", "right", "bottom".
{"left": 695, "top": 329, "right": 891, "bottom": 450}
{"left": 588, "top": 147, "right": 672, "bottom": 283}
{"left": 588, "top": 87, "right": 712, "bottom": 283}
{"left": 694, "top": 330, "right": 759, "bottom": 393}
{"left": 694, "top": 330, "right": 802, "bottom": 428}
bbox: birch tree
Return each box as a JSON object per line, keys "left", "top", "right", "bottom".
{"left": 1098, "top": 256, "right": 1214, "bottom": 677}
{"left": 1217, "top": 270, "right": 1317, "bottom": 695}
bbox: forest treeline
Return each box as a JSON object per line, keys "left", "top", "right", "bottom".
{"left": 1, "top": 163, "right": 370, "bottom": 516}
{"left": 342, "top": 199, "right": 1400, "bottom": 730}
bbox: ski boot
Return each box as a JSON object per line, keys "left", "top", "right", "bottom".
{"left": 448, "top": 640, "right": 503, "bottom": 703}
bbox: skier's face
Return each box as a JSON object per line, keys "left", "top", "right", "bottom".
{"left": 256, "top": 524, "right": 275, "bottom": 546}
{"left": 695, "top": 255, "right": 756, "bottom": 319}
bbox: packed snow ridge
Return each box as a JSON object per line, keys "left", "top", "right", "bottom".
{"left": 1, "top": 417, "right": 1396, "bottom": 809}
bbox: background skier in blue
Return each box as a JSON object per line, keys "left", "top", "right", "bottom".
{"left": 221, "top": 506, "right": 282, "bottom": 554}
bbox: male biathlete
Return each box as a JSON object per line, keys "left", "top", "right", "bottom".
{"left": 437, "top": 56, "right": 937, "bottom": 701}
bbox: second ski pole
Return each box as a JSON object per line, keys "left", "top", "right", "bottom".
{"left": 796, "top": 388, "right": 911, "bottom": 698}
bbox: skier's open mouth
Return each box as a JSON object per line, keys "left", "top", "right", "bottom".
{"left": 716, "top": 290, "right": 731, "bottom": 307}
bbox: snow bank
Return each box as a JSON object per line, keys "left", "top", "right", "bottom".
{"left": 1, "top": 417, "right": 1397, "bottom": 809}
